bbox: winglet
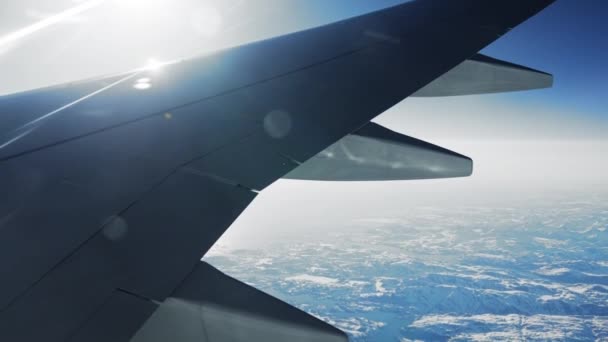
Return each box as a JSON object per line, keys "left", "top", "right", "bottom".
{"left": 285, "top": 123, "right": 472, "bottom": 182}
{"left": 413, "top": 53, "right": 553, "bottom": 97}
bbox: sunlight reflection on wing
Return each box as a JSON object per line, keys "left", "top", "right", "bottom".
{"left": 144, "top": 58, "right": 164, "bottom": 71}
{"left": 17, "top": 72, "right": 140, "bottom": 130}
{"left": 0, "top": 126, "right": 37, "bottom": 150}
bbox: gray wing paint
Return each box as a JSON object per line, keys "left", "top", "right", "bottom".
{"left": 0, "top": 1, "right": 555, "bottom": 341}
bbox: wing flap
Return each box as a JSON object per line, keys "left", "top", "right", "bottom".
{"left": 131, "top": 262, "right": 347, "bottom": 342}
{"left": 68, "top": 290, "right": 157, "bottom": 342}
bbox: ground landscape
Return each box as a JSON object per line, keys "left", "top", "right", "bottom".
{"left": 207, "top": 191, "right": 608, "bottom": 341}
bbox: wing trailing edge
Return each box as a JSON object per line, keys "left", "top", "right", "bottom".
{"left": 131, "top": 262, "right": 347, "bottom": 342}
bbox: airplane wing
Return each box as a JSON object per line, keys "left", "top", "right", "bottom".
{"left": 0, "top": 1, "right": 554, "bottom": 341}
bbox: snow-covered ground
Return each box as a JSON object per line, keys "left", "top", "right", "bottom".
{"left": 206, "top": 193, "right": 608, "bottom": 341}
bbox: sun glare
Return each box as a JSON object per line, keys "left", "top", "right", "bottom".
{"left": 0, "top": 0, "right": 105, "bottom": 48}
{"left": 144, "top": 58, "right": 164, "bottom": 71}
{"left": 133, "top": 77, "right": 152, "bottom": 90}
{"left": 190, "top": 6, "right": 223, "bottom": 37}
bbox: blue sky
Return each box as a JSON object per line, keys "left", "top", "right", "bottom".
{"left": 481, "top": 0, "right": 608, "bottom": 118}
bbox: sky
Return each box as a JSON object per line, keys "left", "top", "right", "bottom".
{"left": 0, "top": 1, "right": 606, "bottom": 244}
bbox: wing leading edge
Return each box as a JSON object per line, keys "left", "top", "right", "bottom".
{"left": 0, "top": 1, "right": 555, "bottom": 341}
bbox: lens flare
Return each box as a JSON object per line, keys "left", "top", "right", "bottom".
{"left": 0, "top": 0, "right": 105, "bottom": 48}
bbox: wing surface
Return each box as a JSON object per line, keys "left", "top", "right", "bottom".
{"left": 0, "top": 1, "right": 555, "bottom": 340}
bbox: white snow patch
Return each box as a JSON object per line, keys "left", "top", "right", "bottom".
{"left": 473, "top": 253, "right": 513, "bottom": 261}
{"left": 319, "top": 316, "right": 385, "bottom": 338}
{"left": 534, "top": 237, "right": 567, "bottom": 249}
{"left": 582, "top": 272, "right": 608, "bottom": 277}
{"left": 538, "top": 291, "right": 575, "bottom": 302}
{"left": 391, "top": 259, "right": 413, "bottom": 265}
{"left": 535, "top": 267, "right": 570, "bottom": 276}
{"left": 436, "top": 272, "right": 500, "bottom": 281}
{"left": 375, "top": 279, "right": 387, "bottom": 294}
{"left": 453, "top": 330, "right": 521, "bottom": 341}
{"left": 345, "top": 280, "right": 369, "bottom": 287}
{"left": 567, "top": 285, "right": 592, "bottom": 294}
{"left": 285, "top": 274, "right": 338, "bottom": 286}
{"left": 410, "top": 314, "right": 605, "bottom": 341}
{"left": 254, "top": 258, "right": 273, "bottom": 269}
